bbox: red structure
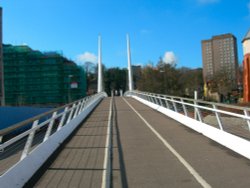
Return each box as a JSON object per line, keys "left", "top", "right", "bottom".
{"left": 243, "top": 30, "right": 250, "bottom": 102}
{"left": 243, "top": 56, "right": 250, "bottom": 102}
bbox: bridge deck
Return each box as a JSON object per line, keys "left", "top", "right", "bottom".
{"left": 26, "top": 97, "right": 250, "bottom": 187}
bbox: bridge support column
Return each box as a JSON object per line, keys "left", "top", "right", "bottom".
{"left": 127, "top": 34, "right": 134, "bottom": 91}
{"left": 97, "top": 35, "right": 103, "bottom": 93}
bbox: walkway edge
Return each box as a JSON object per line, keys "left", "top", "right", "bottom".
{"left": 123, "top": 98, "right": 212, "bottom": 188}
{"left": 131, "top": 96, "right": 250, "bottom": 160}
{"left": 0, "top": 97, "right": 103, "bottom": 188}
{"left": 101, "top": 97, "right": 113, "bottom": 188}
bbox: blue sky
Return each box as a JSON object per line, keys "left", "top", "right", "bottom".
{"left": 1, "top": 0, "right": 250, "bottom": 68}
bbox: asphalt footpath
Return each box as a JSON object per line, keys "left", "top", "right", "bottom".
{"left": 24, "top": 96, "right": 250, "bottom": 188}
{"left": 114, "top": 97, "right": 250, "bottom": 188}
{"left": 26, "top": 98, "right": 111, "bottom": 188}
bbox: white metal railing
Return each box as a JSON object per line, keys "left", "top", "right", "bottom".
{"left": 0, "top": 92, "right": 107, "bottom": 173}
{"left": 125, "top": 91, "right": 250, "bottom": 140}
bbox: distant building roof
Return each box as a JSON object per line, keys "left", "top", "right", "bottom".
{"left": 242, "top": 29, "right": 250, "bottom": 43}
{"left": 201, "top": 33, "right": 236, "bottom": 43}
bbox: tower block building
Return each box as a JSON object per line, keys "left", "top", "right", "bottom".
{"left": 242, "top": 30, "right": 250, "bottom": 102}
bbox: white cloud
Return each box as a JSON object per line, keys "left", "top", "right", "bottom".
{"left": 163, "top": 51, "right": 177, "bottom": 65}
{"left": 197, "top": 0, "right": 219, "bottom": 4}
{"left": 76, "top": 52, "right": 97, "bottom": 65}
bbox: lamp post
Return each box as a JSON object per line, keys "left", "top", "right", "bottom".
{"left": 159, "top": 63, "right": 167, "bottom": 94}
{"left": 68, "top": 75, "right": 73, "bottom": 103}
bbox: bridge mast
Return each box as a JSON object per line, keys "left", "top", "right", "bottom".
{"left": 127, "top": 34, "right": 134, "bottom": 91}
{"left": 97, "top": 35, "right": 103, "bottom": 93}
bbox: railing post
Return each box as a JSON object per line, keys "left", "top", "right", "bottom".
{"left": 66, "top": 104, "right": 76, "bottom": 124}
{"left": 79, "top": 99, "right": 86, "bottom": 113}
{"left": 165, "top": 97, "right": 170, "bottom": 109}
{"left": 244, "top": 109, "right": 250, "bottom": 131}
{"left": 171, "top": 97, "right": 178, "bottom": 112}
{"left": 158, "top": 96, "right": 163, "bottom": 107}
{"left": 213, "top": 104, "right": 223, "bottom": 130}
{"left": 73, "top": 102, "right": 81, "bottom": 118}
{"left": 194, "top": 101, "right": 203, "bottom": 122}
{"left": 181, "top": 99, "right": 188, "bottom": 117}
{"left": 149, "top": 95, "right": 154, "bottom": 103}
{"left": 82, "top": 98, "right": 87, "bottom": 109}
{"left": 152, "top": 95, "right": 158, "bottom": 104}
{"left": 77, "top": 100, "right": 83, "bottom": 115}
{"left": 57, "top": 107, "right": 69, "bottom": 131}
{"left": 43, "top": 111, "right": 57, "bottom": 142}
{"left": 77, "top": 100, "right": 84, "bottom": 115}
{"left": 154, "top": 95, "right": 159, "bottom": 105}
{"left": 20, "top": 120, "right": 39, "bottom": 160}
{"left": 146, "top": 95, "right": 150, "bottom": 102}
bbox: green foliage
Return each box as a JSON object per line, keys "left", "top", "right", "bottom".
{"left": 209, "top": 68, "right": 236, "bottom": 96}
{"left": 84, "top": 59, "right": 204, "bottom": 98}
{"left": 104, "top": 67, "right": 127, "bottom": 96}
{"left": 137, "top": 59, "right": 203, "bottom": 97}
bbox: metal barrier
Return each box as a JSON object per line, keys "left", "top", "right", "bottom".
{"left": 125, "top": 91, "right": 250, "bottom": 141}
{"left": 0, "top": 92, "right": 107, "bottom": 181}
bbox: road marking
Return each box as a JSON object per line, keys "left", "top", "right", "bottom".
{"left": 123, "top": 97, "right": 212, "bottom": 188}
{"left": 101, "top": 98, "right": 113, "bottom": 188}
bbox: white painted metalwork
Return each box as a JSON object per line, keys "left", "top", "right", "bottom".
{"left": 125, "top": 90, "right": 250, "bottom": 139}
{"left": 102, "top": 97, "right": 113, "bottom": 188}
{"left": 98, "top": 35, "right": 103, "bottom": 92}
{"left": 0, "top": 92, "right": 107, "bottom": 160}
{"left": 125, "top": 90, "right": 250, "bottom": 159}
{"left": 20, "top": 120, "right": 39, "bottom": 160}
{"left": 0, "top": 92, "right": 107, "bottom": 187}
{"left": 43, "top": 111, "right": 57, "bottom": 142}
{"left": 57, "top": 107, "right": 68, "bottom": 131}
{"left": 127, "top": 34, "right": 134, "bottom": 91}
{"left": 244, "top": 109, "right": 250, "bottom": 131}
{"left": 213, "top": 104, "right": 223, "bottom": 130}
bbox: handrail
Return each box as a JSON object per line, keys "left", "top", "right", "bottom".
{"left": 131, "top": 90, "right": 250, "bottom": 111}
{"left": 0, "top": 92, "right": 107, "bottom": 152}
{"left": 125, "top": 90, "right": 250, "bottom": 140}
{"left": 0, "top": 92, "right": 107, "bottom": 187}
{"left": 0, "top": 96, "right": 91, "bottom": 136}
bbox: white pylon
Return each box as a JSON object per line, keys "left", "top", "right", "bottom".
{"left": 127, "top": 34, "right": 134, "bottom": 91}
{"left": 97, "top": 35, "right": 103, "bottom": 93}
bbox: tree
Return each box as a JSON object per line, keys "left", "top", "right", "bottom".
{"left": 178, "top": 67, "right": 203, "bottom": 98}
{"left": 137, "top": 59, "right": 181, "bottom": 95}
{"left": 104, "top": 68, "right": 127, "bottom": 96}
{"left": 137, "top": 65, "right": 162, "bottom": 93}
{"left": 211, "top": 69, "right": 236, "bottom": 96}
{"left": 156, "top": 58, "right": 181, "bottom": 95}
{"left": 136, "top": 59, "right": 203, "bottom": 98}
{"left": 84, "top": 61, "right": 97, "bottom": 95}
